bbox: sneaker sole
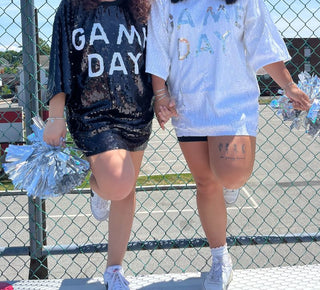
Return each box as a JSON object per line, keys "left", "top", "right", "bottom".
{"left": 226, "top": 270, "right": 233, "bottom": 289}
{"left": 202, "top": 269, "right": 233, "bottom": 290}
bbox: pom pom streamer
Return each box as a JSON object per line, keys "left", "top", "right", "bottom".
{"left": 270, "top": 71, "right": 320, "bottom": 139}
{"left": 3, "top": 116, "right": 90, "bottom": 198}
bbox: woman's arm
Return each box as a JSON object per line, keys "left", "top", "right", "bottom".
{"left": 263, "top": 61, "right": 311, "bottom": 111}
{"left": 152, "top": 75, "right": 177, "bottom": 130}
{"left": 43, "top": 92, "right": 67, "bottom": 146}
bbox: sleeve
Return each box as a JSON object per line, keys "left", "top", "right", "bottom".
{"left": 45, "top": 1, "right": 72, "bottom": 104}
{"left": 243, "top": 0, "right": 291, "bottom": 75}
{"left": 145, "top": 0, "right": 171, "bottom": 81}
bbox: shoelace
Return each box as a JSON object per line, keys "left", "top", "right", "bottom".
{"left": 209, "top": 260, "right": 223, "bottom": 282}
{"left": 108, "top": 270, "right": 129, "bottom": 289}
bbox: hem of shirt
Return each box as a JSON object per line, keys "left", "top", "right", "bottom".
{"left": 254, "top": 55, "right": 291, "bottom": 75}
{"left": 81, "top": 141, "right": 149, "bottom": 157}
{"left": 174, "top": 128, "right": 257, "bottom": 138}
{"left": 145, "top": 69, "right": 168, "bottom": 82}
{"left": 45, "top": 89, "right": 67, "bottom": 105}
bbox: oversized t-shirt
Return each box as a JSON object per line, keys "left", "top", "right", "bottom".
{"left": 47, "top": 0, "right": 154, "bottom": 155}
{"left": 146, "top": 0, "right": 291, "bottom": 137}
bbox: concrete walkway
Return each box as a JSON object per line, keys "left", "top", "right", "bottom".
{"left": 2, "top": 264, "right": 320, "bottom": 290}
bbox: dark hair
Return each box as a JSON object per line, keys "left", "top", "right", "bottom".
{"left": 171, "top": 0, "right": 237, "bottom": 3}
{"left": 81, "top": 0, "right": 151, "bottom": 24}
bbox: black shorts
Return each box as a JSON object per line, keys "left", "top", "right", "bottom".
{"left": 177, "top": 136, "right": 208, "bottom": 142}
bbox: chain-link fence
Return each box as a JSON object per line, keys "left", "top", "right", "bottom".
{"left": 0, "top": 0, "right": 319, "bottom": 282}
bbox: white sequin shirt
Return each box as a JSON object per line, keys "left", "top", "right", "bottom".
{"left": 146, "top": 0, "right": 291, "bottom": 137}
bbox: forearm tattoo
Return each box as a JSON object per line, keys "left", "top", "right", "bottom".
{"left": 218, "top": 142, "right": 246, "bottom": 160}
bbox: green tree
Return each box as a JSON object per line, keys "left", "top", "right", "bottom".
{"left": 0, "top": 50, "right": 22, "bottom": 66}
{"left": 4, "top": 66, "right": 18, "bottom": 74}
{"left": 38, "top": 38, "right": 51, "bottom": 55}
{"left": 0, "top": 84, "right": 12, "bottom": 95}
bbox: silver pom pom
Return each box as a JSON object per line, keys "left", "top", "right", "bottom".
{"left": 271, "top": 71, "right": 320, "bottom": 138}
{"left": 3, "top": 116, "right": 90, "bottom": 198}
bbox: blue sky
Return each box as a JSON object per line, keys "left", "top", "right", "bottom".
{"left": 0, "top": 0, "right": 319, "bottom": 51}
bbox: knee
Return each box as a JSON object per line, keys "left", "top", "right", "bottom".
{"left": 89, "top": 151, "right": 137, "bottom": 200}
{"left": 96, "top": 177, "right": 135, "bottom": 200}
{"left": 103, "top": 190, "right": 132, "bottom": 201}
{"left": 215, "top": 165, "right": 253, "bottom": 189}
{"left": 194, "top": 175, "right": 219, "bottom": 196}
{"left": 93, "top": 171, "right": 136, "bottom": 201}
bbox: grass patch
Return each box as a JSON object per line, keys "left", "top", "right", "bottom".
{"left": 137, "top": 173, "right": 194, "bottom": 186}
{"left": 0, "top": 179, "right": 14, "bottom": 190}
{"left": 0, "top": 173, "right": 195, "bottom": 191}
{"left": 259, "top": 97, "right": 275, "bottom": 105}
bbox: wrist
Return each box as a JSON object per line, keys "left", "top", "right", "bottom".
{"left": 282, "top": 81, "right": 297, "bottom": 94}
{"left": 47, "top": 117, "right": 66, "bottom": 123}
{"left": 154, "top": 94, "right": 168, "bottom": 102}
{"left": 154, "top": 87, "right": 169, "bottom": 102}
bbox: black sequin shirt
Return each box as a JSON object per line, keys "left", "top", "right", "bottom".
{"left": 46, "top": 0, "right": 154, "bottom": 156}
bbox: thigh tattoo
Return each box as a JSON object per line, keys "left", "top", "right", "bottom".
{"left": 218, "top": 142, "right": 246, "bottom": 160}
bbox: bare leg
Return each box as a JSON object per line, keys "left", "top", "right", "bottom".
{"left": 106, "top": 151, "right": 144, "bottom": 267}
{"left": 179, "top": 141, "right": 227, "bottom": 248}
{"left": 87, "top": 149, "right": 144, "bottom": 267}
{"left": 179, "top": 136, "right": 256, "bottom": 248}
{"left": 88, "top": 149, "right": 137, "bottom": 201}
{"left": 208, "top": 136, "right": 256, "bottom": 189}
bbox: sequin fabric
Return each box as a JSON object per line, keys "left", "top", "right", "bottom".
{"left": 146, "top": 0, "right": 291, "bottom": 137}
{"left": 47, "top": 0, "right": 154, "bottom": 156}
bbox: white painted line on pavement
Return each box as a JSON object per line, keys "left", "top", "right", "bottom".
{"left": 242, "top": 186, "right": 259, "bottom": 208}
{"left": 0, "top": 187, "right": 259, "bottom": 220}
{"left": 0, "top": 209, "right": 194, "bottom": 220}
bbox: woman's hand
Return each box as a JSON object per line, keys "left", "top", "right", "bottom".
{"left": 262, "top": 62, "right": 311, "bottom": 111}
{"left": 285, "top": 85, "right": 311, "bottom": 111}
{"left": 151, "top": 75, "right": 178, "bottom": 129}
{"left": 154, "top": 92, "right": 178, "bottom": 130}
{"left": 43, "top": 119, "right": 67, "bottom": 147}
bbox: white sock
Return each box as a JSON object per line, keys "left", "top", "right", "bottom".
{"left": 211, "top": 244, "right": 228, "bottom": 258}
{"left": 106, "top": 264, "right": 122, "bottom": 273}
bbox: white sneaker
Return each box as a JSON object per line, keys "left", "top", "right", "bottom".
{"left": 104, "top": 265, "right": 130, "bottom": 290}
{"left": 90, "top": 190, "right": 110, "bottom": 221}
{"left": 203, "top": 253, "right": 233, "bottom": 290}
{"left": 223, "top": 188, "right": 240, "bottom": 207}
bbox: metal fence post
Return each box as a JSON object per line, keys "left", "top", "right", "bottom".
{"left": 20, "top": 0, "right": 48, "bottom": 279}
